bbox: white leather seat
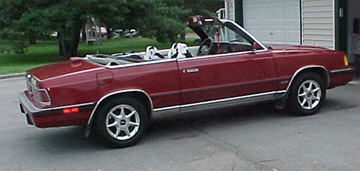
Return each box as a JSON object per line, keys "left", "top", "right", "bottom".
{"left": 167, "top": 43, "right": 192, "bottom": 59}
{"left": 144, "top": 46, "right": 162, "bottom": 60}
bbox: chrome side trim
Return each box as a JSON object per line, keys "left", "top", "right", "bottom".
{"left": 85, "top": 89, "right": 153, "bottom": 137}
{"left": 330, "top": 68, "right": 353, "bottom": 73}
{"left": 105, "top": 58, "right": 177, "bottom": 69}
{"left": 154, "top": 105, "right": 181, "bottom": 112}
{"left": 153, "top": 91, "right": 285, "bottom": 118}
{"left": 285, "top": 65, "right": 329, "bottom": 92}
{"left": 41, "top": 67, "right": 103, "bottom": 82}
{"left": 177, "top": 49, "right": 268, "bottom": 62}
{"left": 152, "top": 107, "right": 180, "bottom": 119}
{"left": 181, "top": 91, "right": 278, "bottom": 109}
{"left": 41, "top": 102, "right": 95, "bottom": 112}
{"left": 102, "top": 49, "right": 268, "bottom": 69}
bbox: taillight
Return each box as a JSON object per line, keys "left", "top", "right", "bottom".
{"left": 26, "top": 74, "right": 51, "bottom": 106}
{"left": 32, "top": 89, "right": 51, "bottom": 106}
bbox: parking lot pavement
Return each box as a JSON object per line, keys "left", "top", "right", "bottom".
{"left": 349, "top": 75, "right": 360, "bottom": 85}
{"left": 1, "top": 77, "right": 360, "bottom": 171}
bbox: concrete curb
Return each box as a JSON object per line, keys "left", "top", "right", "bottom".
{"left": 0, "top": 73, "right": 26, "bottom": 80}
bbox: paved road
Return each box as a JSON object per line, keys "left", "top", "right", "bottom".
{"left": 1, "top": 77, "right": 360, "bottom": 171}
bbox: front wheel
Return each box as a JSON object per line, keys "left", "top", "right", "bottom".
{"left": 95, "top": 97, "right": 149, "bottom": 148}
{"left": 287, "top": 73, "right": 326, "bottom": 116}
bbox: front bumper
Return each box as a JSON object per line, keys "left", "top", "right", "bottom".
{"left": 19, "top": 92, "right": 95, "bottom": 128}
{"left": 329, "top": 67, "right": 356, "bottom": 88}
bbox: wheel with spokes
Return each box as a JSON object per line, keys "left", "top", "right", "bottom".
{"left": 287, "top": 73, "right": 326, "bottom": 116}
{"left": 95, "top": 97, "right": 149, "bottom": 148}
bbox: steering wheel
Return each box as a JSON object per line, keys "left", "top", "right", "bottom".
{"left": 197, "top": 37, "right": 214, "bottom": 56}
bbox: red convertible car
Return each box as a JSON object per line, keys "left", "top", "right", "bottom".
{"left": 19, "top": 16, "right": 355, "bottom": 147}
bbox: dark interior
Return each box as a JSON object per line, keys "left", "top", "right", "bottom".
{"left": 210, "top": 42, "right": 253, "bottom": 54}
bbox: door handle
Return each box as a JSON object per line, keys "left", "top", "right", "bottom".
{"left": 183, "top": 68, "right": 199, "bottom": 73}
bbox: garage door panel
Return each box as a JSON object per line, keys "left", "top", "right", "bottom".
{"left": 257, "top": 31, "right": 272, "bottom": 42}
{"left": 243, "top": 0, "right": 300, "bottom": 45}
{"left": 287, "top": 31, "right": 300, "bottom": 44}
{"left": 273, "top": 5, "right": 285, "bottom": 19}
{"left": 274, "top": 31, "right": 285, "bottom": 43}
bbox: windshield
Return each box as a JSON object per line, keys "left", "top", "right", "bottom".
{"left": 200, "top": 23, "right": 252, "bottom": 45}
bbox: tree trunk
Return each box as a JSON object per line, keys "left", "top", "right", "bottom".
{"left": 81, "top": 25, "right": 87, "bottom": 41}
{"left": 106, "top": 27, "right": 112, "bottom": 39}
{"left": 57, "top": 28, "right": 81, "bottom": 58}
{"left": 29, "top": 33, "right": 36, "bottom": 44}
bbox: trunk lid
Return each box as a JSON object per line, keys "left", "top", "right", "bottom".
{"left": 27, "top": 58, "right": 100, "bottom": 81}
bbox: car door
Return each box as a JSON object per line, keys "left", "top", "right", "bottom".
{"left": 177, "top": 50, "right": 278, "bottom": 112}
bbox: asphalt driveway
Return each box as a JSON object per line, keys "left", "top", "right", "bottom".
{"left": 0, "top": 77, "right": 360, "bottom": 171}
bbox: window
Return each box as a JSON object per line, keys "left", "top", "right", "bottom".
{"left": 200, "top": 23, "right": 253, "bottom": 54}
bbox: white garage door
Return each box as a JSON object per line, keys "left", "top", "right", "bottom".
{"left": 243, "top": 0, "right": 301, "bottom": 45}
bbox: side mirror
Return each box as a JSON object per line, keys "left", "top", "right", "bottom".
{"left": 253, "top": 42, "right": 263, "bottom": 51}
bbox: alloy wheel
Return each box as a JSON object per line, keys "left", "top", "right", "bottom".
{"left": 105, "top": 104, "right": 140, "bottom": 140}
{"left": 297, "top": 80, "right": 321, "bottom": 110}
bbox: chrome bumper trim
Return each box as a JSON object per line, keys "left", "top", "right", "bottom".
{"left": 330, "top": 67, "right": 356, "bottom": 74}
{"left": 19, "top": 92, "right": 95, "bottom": 114}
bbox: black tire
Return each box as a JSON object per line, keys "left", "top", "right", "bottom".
{"left": 95, "top": 97, "right": 149, "bottom": 148}
{"left": 287, "top": 73, "right": 326, "bottom": 116}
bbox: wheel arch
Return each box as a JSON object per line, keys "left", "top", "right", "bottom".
{"left": 276, "top": 65, "right": 329, "bottom": 109}
{"left": 286, "top": 65, "right": 330, "bottom": 92}
{"left": 84, "top": 89, "right": 153, "bottom": 137}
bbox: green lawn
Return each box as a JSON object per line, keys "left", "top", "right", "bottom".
{"left": 0, "top": 38, "right": 196, "bottom": 75}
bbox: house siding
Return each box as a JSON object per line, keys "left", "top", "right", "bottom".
{"left": 302, "top": 0, "right": 335, "bottom": 49}
{"left": 225, "top": 0, "right": 236, "bottom": 20}
{"left": 227, "top": 0, "right": 336, "bottom": 49}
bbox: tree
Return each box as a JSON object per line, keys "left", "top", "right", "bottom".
{"left": 122, "top": 0, "right": 185, "bottom": 43}
{"left": 162, "top": 0, "right": 224, "bottom": 41}
{"left": 0, "top": 0, "right": 130, "bottom": 57}
{"left": 0, "top": 0, "right": 223, "bottom": 57}
{"left": 38, "top": 0, "right": 130, "bottom": 57}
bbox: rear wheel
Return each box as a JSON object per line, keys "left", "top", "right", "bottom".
{"left": 95, "top": 97, "right": 149, "bottom": 148}
{"left": 287, "top": 73, "right": 326, "bottom": 116}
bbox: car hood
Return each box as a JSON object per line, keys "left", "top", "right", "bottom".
{"left": 28, "top": 58, "right": 100, "bottom": 81}
{"left": 267, "top": 44, "right": 330, "bottom": 51}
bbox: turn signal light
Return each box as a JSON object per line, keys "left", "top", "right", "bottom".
{"left": 344, "top": 55, "right": 349, "bottom": 66}
{"left": 63, "top": 107, "right": 79, "bottom": 114}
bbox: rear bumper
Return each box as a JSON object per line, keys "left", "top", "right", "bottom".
{"left": 329, "top": 67, "right": 356, "bottom": 88}
{"left": 19, "top": 92, "right": 95, "bottom": 128}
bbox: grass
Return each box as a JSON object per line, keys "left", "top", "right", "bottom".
{"left": 0, "top": 37, "right": 196, "bottom": 75}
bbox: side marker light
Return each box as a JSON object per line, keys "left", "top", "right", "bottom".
{"left": 63, "top": 107, "right": 79, "bottom": 114}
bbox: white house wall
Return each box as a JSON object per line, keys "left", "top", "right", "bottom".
{"left": 225, "top": 0, "right": 235, "bottom": 20}
{"left": 225, "top": 0, "right": 335, "bottom": 49}
{"left": 302, "top": 0, "right": 335, "bottom": 49}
